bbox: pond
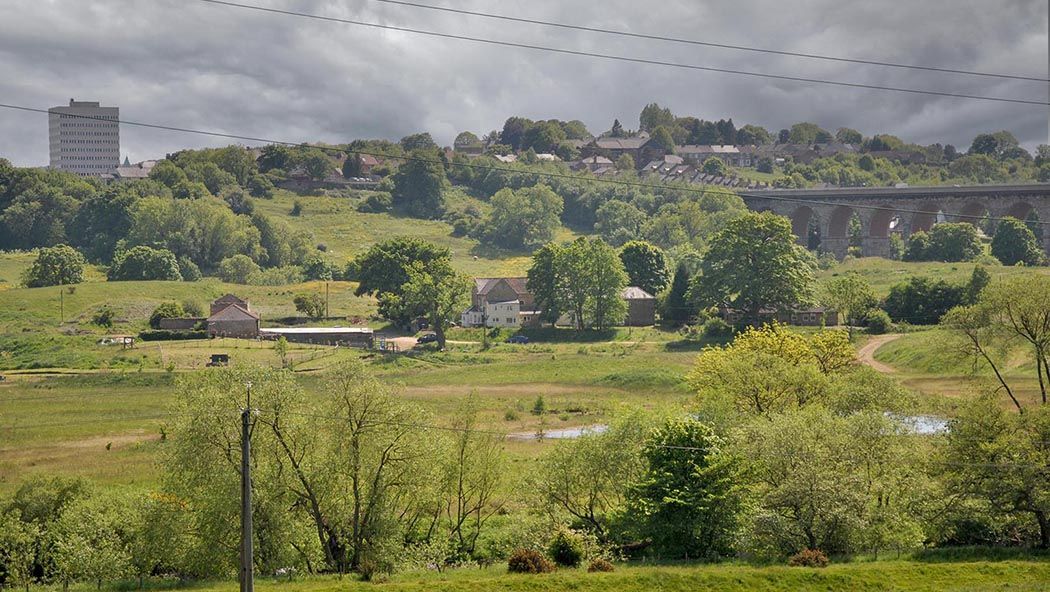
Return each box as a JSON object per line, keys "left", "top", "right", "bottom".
{"left": 506, "top": 415, "right": 949, "bottom": 442}
{"left": 898, "top": 414, "right": 949, "bottom": 435}
{"left": 507, "top": 424, "right": 608, "bottom": 441}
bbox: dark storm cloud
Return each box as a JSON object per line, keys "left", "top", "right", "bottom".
{"left": 0, "top": 0, "right": 1046, "bottom": 166}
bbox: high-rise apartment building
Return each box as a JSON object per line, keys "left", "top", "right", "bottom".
{"left": 48, "top": 99, "right": 120, "bottom": 176}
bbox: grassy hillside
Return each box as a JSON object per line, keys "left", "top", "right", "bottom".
{"left": 252, "top": 190, "right": 580, "bottom": 277}
{"left": 817, "top": 257, "right": 1050, "bottom": 297}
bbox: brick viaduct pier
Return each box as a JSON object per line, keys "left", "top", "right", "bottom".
{"left": 740, "top": 184, "right": 1050, "bottom": 258}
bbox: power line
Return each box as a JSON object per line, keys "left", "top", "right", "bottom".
{"left": 193, "top": 0, "right": 1049, "bottom": 107}
{"left": 366, "top": 0, "right": 1050, "bottom": 83}
{"left": 3, "top": 101, "right": 1049, "bottom": 227}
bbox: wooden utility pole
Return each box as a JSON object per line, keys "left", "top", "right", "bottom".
{"left": 240, "top": 382, "right": 254, "bottom": 592}
{"left": 59, "top": 285, "right": 64, "bottom": 324}
{"left": 325, "top": 281, "right": 330, "bottom": 318}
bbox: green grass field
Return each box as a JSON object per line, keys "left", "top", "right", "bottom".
{"left": 50, "top": 559, "right": 1050, "bottom": 592}
{"left": 818, "top": 256, "right": 1050, "bottom": 297}
{"left": 253, "top": 190, "right": 559, "bottom": 277}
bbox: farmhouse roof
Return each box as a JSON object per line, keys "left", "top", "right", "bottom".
{"left": 621, "top": 286, "right": 655, "bottom": 300}
{"left": 208, "top": 304, "right": 260, "bottom": 322}
{"left": 475, "top": 277, "right": 529, "bottom": 296}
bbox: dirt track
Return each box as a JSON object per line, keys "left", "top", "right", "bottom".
{"left": 857, "top": 333, "right": 904, "bottom": 374}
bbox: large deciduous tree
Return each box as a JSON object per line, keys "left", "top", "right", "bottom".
{"left": 400, "top": 258, "right": 470, "bottom": 349}
{"left": 482, "top": 185, "right": 563, "bottom": 249}
{"left": 22, "top": 244, "right": 85, "bottom": 288}
{"left": 619, "top": 241, "right": 669, "bottom": 296}
{"left": 823, "top": 272, "right": 877, "bottom": 338}
{"left": 991, "top": 217, "right": 1043, "bottom": 266}
{"left": 627, "top": 418, "right": 744, "bottom": 558}
{"left": 107, "top": 246, "right": 182, "bottom": 281}
{"left": 391, "top": 150, "right": 448, "bottom": 218}
{"left": 690, "top": 212, "right": 814, "bottom": 323}
{"left": 352, "top": 237, "right": 451, "bottom": 328}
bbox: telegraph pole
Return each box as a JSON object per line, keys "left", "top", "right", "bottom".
{"left": 240, "top": 382, "right": 254, "bottom": 592}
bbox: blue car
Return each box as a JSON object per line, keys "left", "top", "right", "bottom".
{"left": 506, "top": 335, "right": 529, "bottom": 344}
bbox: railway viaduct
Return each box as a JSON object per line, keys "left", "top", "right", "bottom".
{"left": 739, "top": 184, "right": 1050, "bottom": 258}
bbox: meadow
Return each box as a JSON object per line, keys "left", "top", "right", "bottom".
{"left": 46, "top": 558, "right": 1050, "bottom": 592}
{"left": 2, "top": 207, "right": 1049, "bottom": 589}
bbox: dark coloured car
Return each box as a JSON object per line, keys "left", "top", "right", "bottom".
{"left": 506, "top": 335, "right": 529, "bottom": 344}
{"left": 417, "top": 333, "right": 439, "bottom": 344}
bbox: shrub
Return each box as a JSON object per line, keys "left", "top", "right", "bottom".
{"left": 92, "top": 306, "right": 115, "bottom": 328}
{"left": 178, "top": 257, "right": 203, "bottom": 281}
{"left": 548, "top": 528, "right": 585, "bottom": 567}
{"left": 218, "top": 254, "right": 261, "bottom": 284}
{"left": 788, "top": 548, "right": 829, "bottom": 568}
{"left": 865, "top": 309, "right": 893, "bottom": 335}
{"left": 587, "top": 558, "right": 615, "bottom": 573}
{"left": 504, "top": 409, "right": 521, "bottom": 422}
{"left": 358, "top": 192, "right": 393, "bottom": 213}
{"left": 701, "top": 317, "right": 734, "bottom": 340}
{"left": 139, "top": 329, "right": 208, "bottom": 341}
{"left": 149, "top": 302, "right": 186, "bottom": 329}
{"left": 531, "top": 396, "right": 546, "bottom": 416}
{"left": 507, "top": 548, "right": 555, "bottom": 574}
{"left": 290, "top": 199, "right": 304, "bottom": 216}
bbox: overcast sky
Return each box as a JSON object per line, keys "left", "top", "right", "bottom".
{"left": 0, "top": 0, "right": 1046, "bottom": 166}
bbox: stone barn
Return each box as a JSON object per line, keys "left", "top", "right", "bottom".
{"left": 621, "top": 286, "right": 657, "bottom": 326}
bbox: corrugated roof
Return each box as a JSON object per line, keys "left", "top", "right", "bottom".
{"left": 621, "top": 286, "right": 655, "bottom": 300}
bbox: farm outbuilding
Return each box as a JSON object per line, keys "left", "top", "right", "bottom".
{"left": 621, "top": 286, "right": 656, "bottom": 326}
{"left": 259, "top": 327, "right": 374, "bottom": 348}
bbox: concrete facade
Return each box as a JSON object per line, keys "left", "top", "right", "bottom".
{"left": 48, "top": 99, "right": 119, "bottom": 176}
{"left": 741, "top": 184, "right": 1050, "bottom": 259}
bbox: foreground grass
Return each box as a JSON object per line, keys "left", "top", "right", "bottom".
{"left": 59, "top": 560, "right": 1050, "bottom": 592}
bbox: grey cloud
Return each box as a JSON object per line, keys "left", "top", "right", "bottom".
{"left": 0, "top": 0, "right": 1046, "bottom": 166}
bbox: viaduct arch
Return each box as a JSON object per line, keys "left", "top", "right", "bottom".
{"left": 740, "top": 184, "right": 1050, "bottom": 258}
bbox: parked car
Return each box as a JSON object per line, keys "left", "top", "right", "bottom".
{"left": 417, "top": 332, "right": 439, "bottom": 344}
{"left": 506, "top": 335, "right": 529, "bottom": 344}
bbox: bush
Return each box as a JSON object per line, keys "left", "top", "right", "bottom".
{"left": 178, "top": 257, "right": 203, "bottom": 281}
{"left": 92, "top": 306, "right": 115, "bottom": 328}
{"left": 548, "top": 528, "right": 585, "bottom": 568}
{"left": 218, "top": 254, "right": 261, "bottom": 284}
{"left": 149, "top": 302, "right": 186, "bottom": 329}
{"left": 701, "top": 317, "right": 734, "bottom": 340}
{"left": 865, "top": 309, "right": 893, "bottom": 335}
{"left": 108, "top": 246, "right": 182, "bottom": 281}
{"left": 788, "top": 548, "right": 829, "bottom": 568}
{"left": 587, "top": 558, "right": 615, "bottom": 573}
{"left": 358, "top": 192, "right": 393, "bottom": 213}
{"left": 139, "top": 330, "right": 208, "bottom": 341}
{"left": 507, "top": 548, "right": 555, "bottom": 574}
